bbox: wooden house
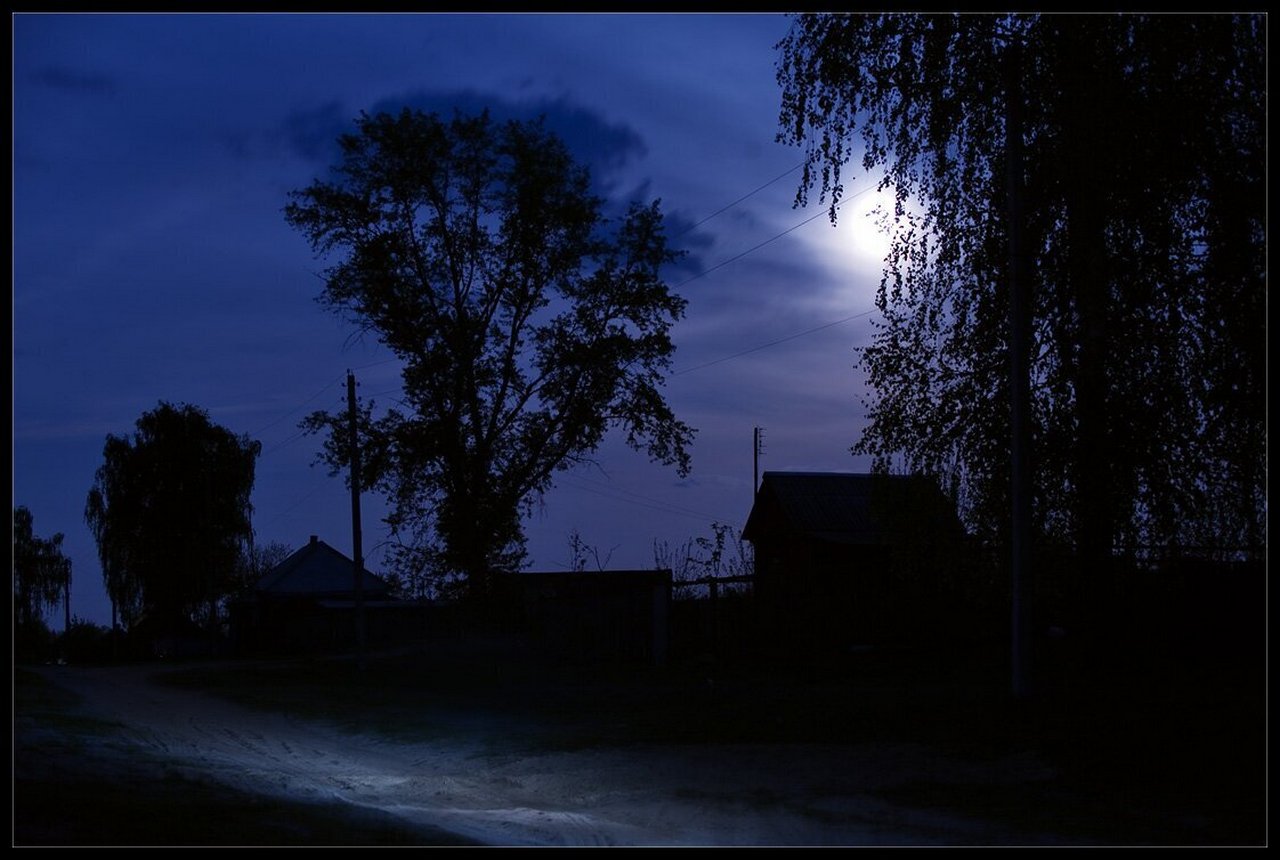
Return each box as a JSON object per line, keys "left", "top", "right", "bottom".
{"left": 231, "top": 535, "right": 425, "bottom": 655}
{"left": 743, "top": 472, "right": 970, "bottom": 651}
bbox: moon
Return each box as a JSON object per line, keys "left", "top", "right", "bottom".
{"left": 843, "top": 186, "right": 896, "bottom": 263}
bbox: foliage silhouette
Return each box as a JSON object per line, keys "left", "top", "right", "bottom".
{"left": 84, "top": 402, "right": 260, "bottom": 632}
{"left": 230, "top": 540, "right": 294, "bottom": 598}
{"left": 777, "top": 14, "right": 1265, "bottom": 580}
{"left": 286, "top": 109, "right": 694, "bottom": 601}
{"left": 13, "top": 506, "right": 72, "bottom": 657}
{"left": 653, "top": 521, "right": 753, "bottom": 600}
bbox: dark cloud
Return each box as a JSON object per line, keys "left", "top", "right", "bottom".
{"left": 660, "top": 210, "right": 717, "bottom": 278}
{"left": 30, "top": 66, "right": 116, "bottom": 94}
{"left": 278, "top": 90, "right": 707, "bottom": 303}
{"left": 282, "top": 100, "right": 352, "bottom": 163}
{"left": 366, "top": 90, "right": 647, "bottom": 186}
{"left": 282, "top": 90, "right": 647, "bottom": 197}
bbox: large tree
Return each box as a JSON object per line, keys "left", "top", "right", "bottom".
{"left": 776, "top": 14, "right": 1265, "bottom": 584}
{"left": 286, "top": 109, "right": 694, "bottom": 599}
{"left": 13, "top": 506, "right": 72, "bottom": 641}
{"left": 84, "top": 402, "right": 261, "bottom": 630}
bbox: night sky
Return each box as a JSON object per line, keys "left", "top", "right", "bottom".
{"left": 14, "top": 13, "right": 895, "bottom": 626}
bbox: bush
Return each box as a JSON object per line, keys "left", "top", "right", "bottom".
{"left": 14, "top": 619, "right": 59, "bottom": 664}
{"left": 60, "top": 618, "right": 118, "bottom": 665}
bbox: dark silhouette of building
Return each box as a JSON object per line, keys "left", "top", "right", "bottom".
{"left": 231, "top": 535, "right": 424, "bottom": 655}
{"left": 495, "top": 569, "right": 672, "bottom": 665}
{"left": 743, "top": 472, "right": 972, "bottom": 653}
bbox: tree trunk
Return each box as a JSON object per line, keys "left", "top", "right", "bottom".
{"left": 1060, "top": 21, "right": 1115, "bottom": 659}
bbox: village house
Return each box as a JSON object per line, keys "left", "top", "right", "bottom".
{"left": 743, "top": 471, "right": 973, "bottom": 653}
{"left": 231, "top": 535, "right": 426, "bottom": 655}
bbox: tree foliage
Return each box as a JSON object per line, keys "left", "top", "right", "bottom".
{"left": 653, "top": 522, "right": 754, "bottom": 600}
{"left": 84, "top": 402, "right": 261, "bottom": 629}
{"left": 13, "top": 506, "right": 72, "bottom": 636}
{"left": 286, "top": 109, "right": 694, "bottom": 597}
{"left": 777, "top": 14, "right": 1265, "bottom": 565}
{"left": 227, "top": 540, "right": 294, "bottom": 599}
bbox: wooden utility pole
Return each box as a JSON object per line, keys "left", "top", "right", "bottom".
{"left": 1005, "top": 40, "right": 1033, "bottom": 701}
{"left": 753, "top": 427, "right": 764, "bottom": 495}
{"left": 347, "top": 370, "right": 366, "bottom": 669}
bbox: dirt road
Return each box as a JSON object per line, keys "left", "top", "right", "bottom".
{"left": 17, "top": 660, "right": 1075, "bottom": 846}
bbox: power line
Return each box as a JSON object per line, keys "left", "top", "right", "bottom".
{"left": 674, "top": 162, "right": 804, "bottom": 238}
{"left": 673, "top": 308, "right": 877, "bottom": 376}
{"left": 672, "top": 182, "right": 876, "bottom": 290}
{"left": 555, "top": 476, "right": 727, "bottom": 525}
{"left": 261, "top": 428, "right": 314, "bottom": 457}
{"left": 249, "top": 356, "right": 399, "bottom": 441}
{"left": 248, "top": 375, "right": 345, "bottom": 437}
{"left": 560, "top": 473, "right": 731, "bottom": 523}
{"left": 349, "top": 356, "right": 401, "bottom": 373}
{"left": 256, "top": 386, "right": 352, "bottom": 457}
{"left": 662, "top": 175, "right": 887, "bottom": 378}
{"left": 258, "top": 478, "right": 334, "bottom": 529}
{"left": 673, "top": 207, "right": 828, "bottom": 289}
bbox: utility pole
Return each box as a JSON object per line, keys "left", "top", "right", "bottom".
{"left": 347, "top": 370, "right": 366, "bottom": 670}
{"left": 1005, "top": 40, "right": 1033, "bottom": 702}
{"left": 753, "top": 427, "right": 765, "bottom": 496}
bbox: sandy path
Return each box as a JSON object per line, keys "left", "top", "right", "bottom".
{"left": 29, "top": 662, "right": 1060, "bottom": 846}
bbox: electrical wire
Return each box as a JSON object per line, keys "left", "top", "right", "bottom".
{"left": 672, "top": 181, "right": 875, "bottom": 290}
{"left": 558, "top": 473, "right": 731, "bottom": 523}
{"left": 674, "top": 308, "right": 876, "bottom": 376}
{"left": 673, "top": 161, "right": 804, "bottom": 238}
{"left": 554, "top": 477, "right": 725, "bottom": 525}
{"left": 247, "top": 375, "right": 344, "bottom": 437}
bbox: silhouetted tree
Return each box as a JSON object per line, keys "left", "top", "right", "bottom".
{"left": 13, "top": 506, "right": 72, "bottom": 651}
{"left": 654, "top": 522, "right": 753, "bottom": 600}
{"left": 286, "top": 109, "right": 694, "bottom": 602}
{"left": 84, "top": 402, "right": 261, "bottom": 631}
{"left": 566, "top": 530, "right": 617, "bottom": 573}
{"left": 230, "top": 540, "right": 293, "bottom": 596}
{"left": 777, "top": 14, "right": 1265, "bottom": 584}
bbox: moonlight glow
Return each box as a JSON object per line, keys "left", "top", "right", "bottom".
{"left": 795, "top": 181, "right": 904, "bottom": 306}
{"left": 843, "top": 186, "right": 896, "bottom": 263}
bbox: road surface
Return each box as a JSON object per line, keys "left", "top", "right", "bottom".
{"left": 19, "top": 661, "right": 1065, "bottom": 846}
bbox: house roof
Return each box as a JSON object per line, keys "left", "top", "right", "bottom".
{"left": 742, "top": 472, "right": 963, "bottom": 546}
{"left": 256, "top": 536, "right": 390, "bottom": 598}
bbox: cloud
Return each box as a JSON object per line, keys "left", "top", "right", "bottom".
{"left": 282, "top": 90, "right": 648, "bottom": 199}
{"left": 282, "top": 100, "right": 351, "bottom": 163}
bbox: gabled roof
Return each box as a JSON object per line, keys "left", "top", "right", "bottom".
{"left": 742, "top": 472, "right": 963, "bottom": 546}
{"left": 256, "top": 536, "right": 390, "bottom": 598}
